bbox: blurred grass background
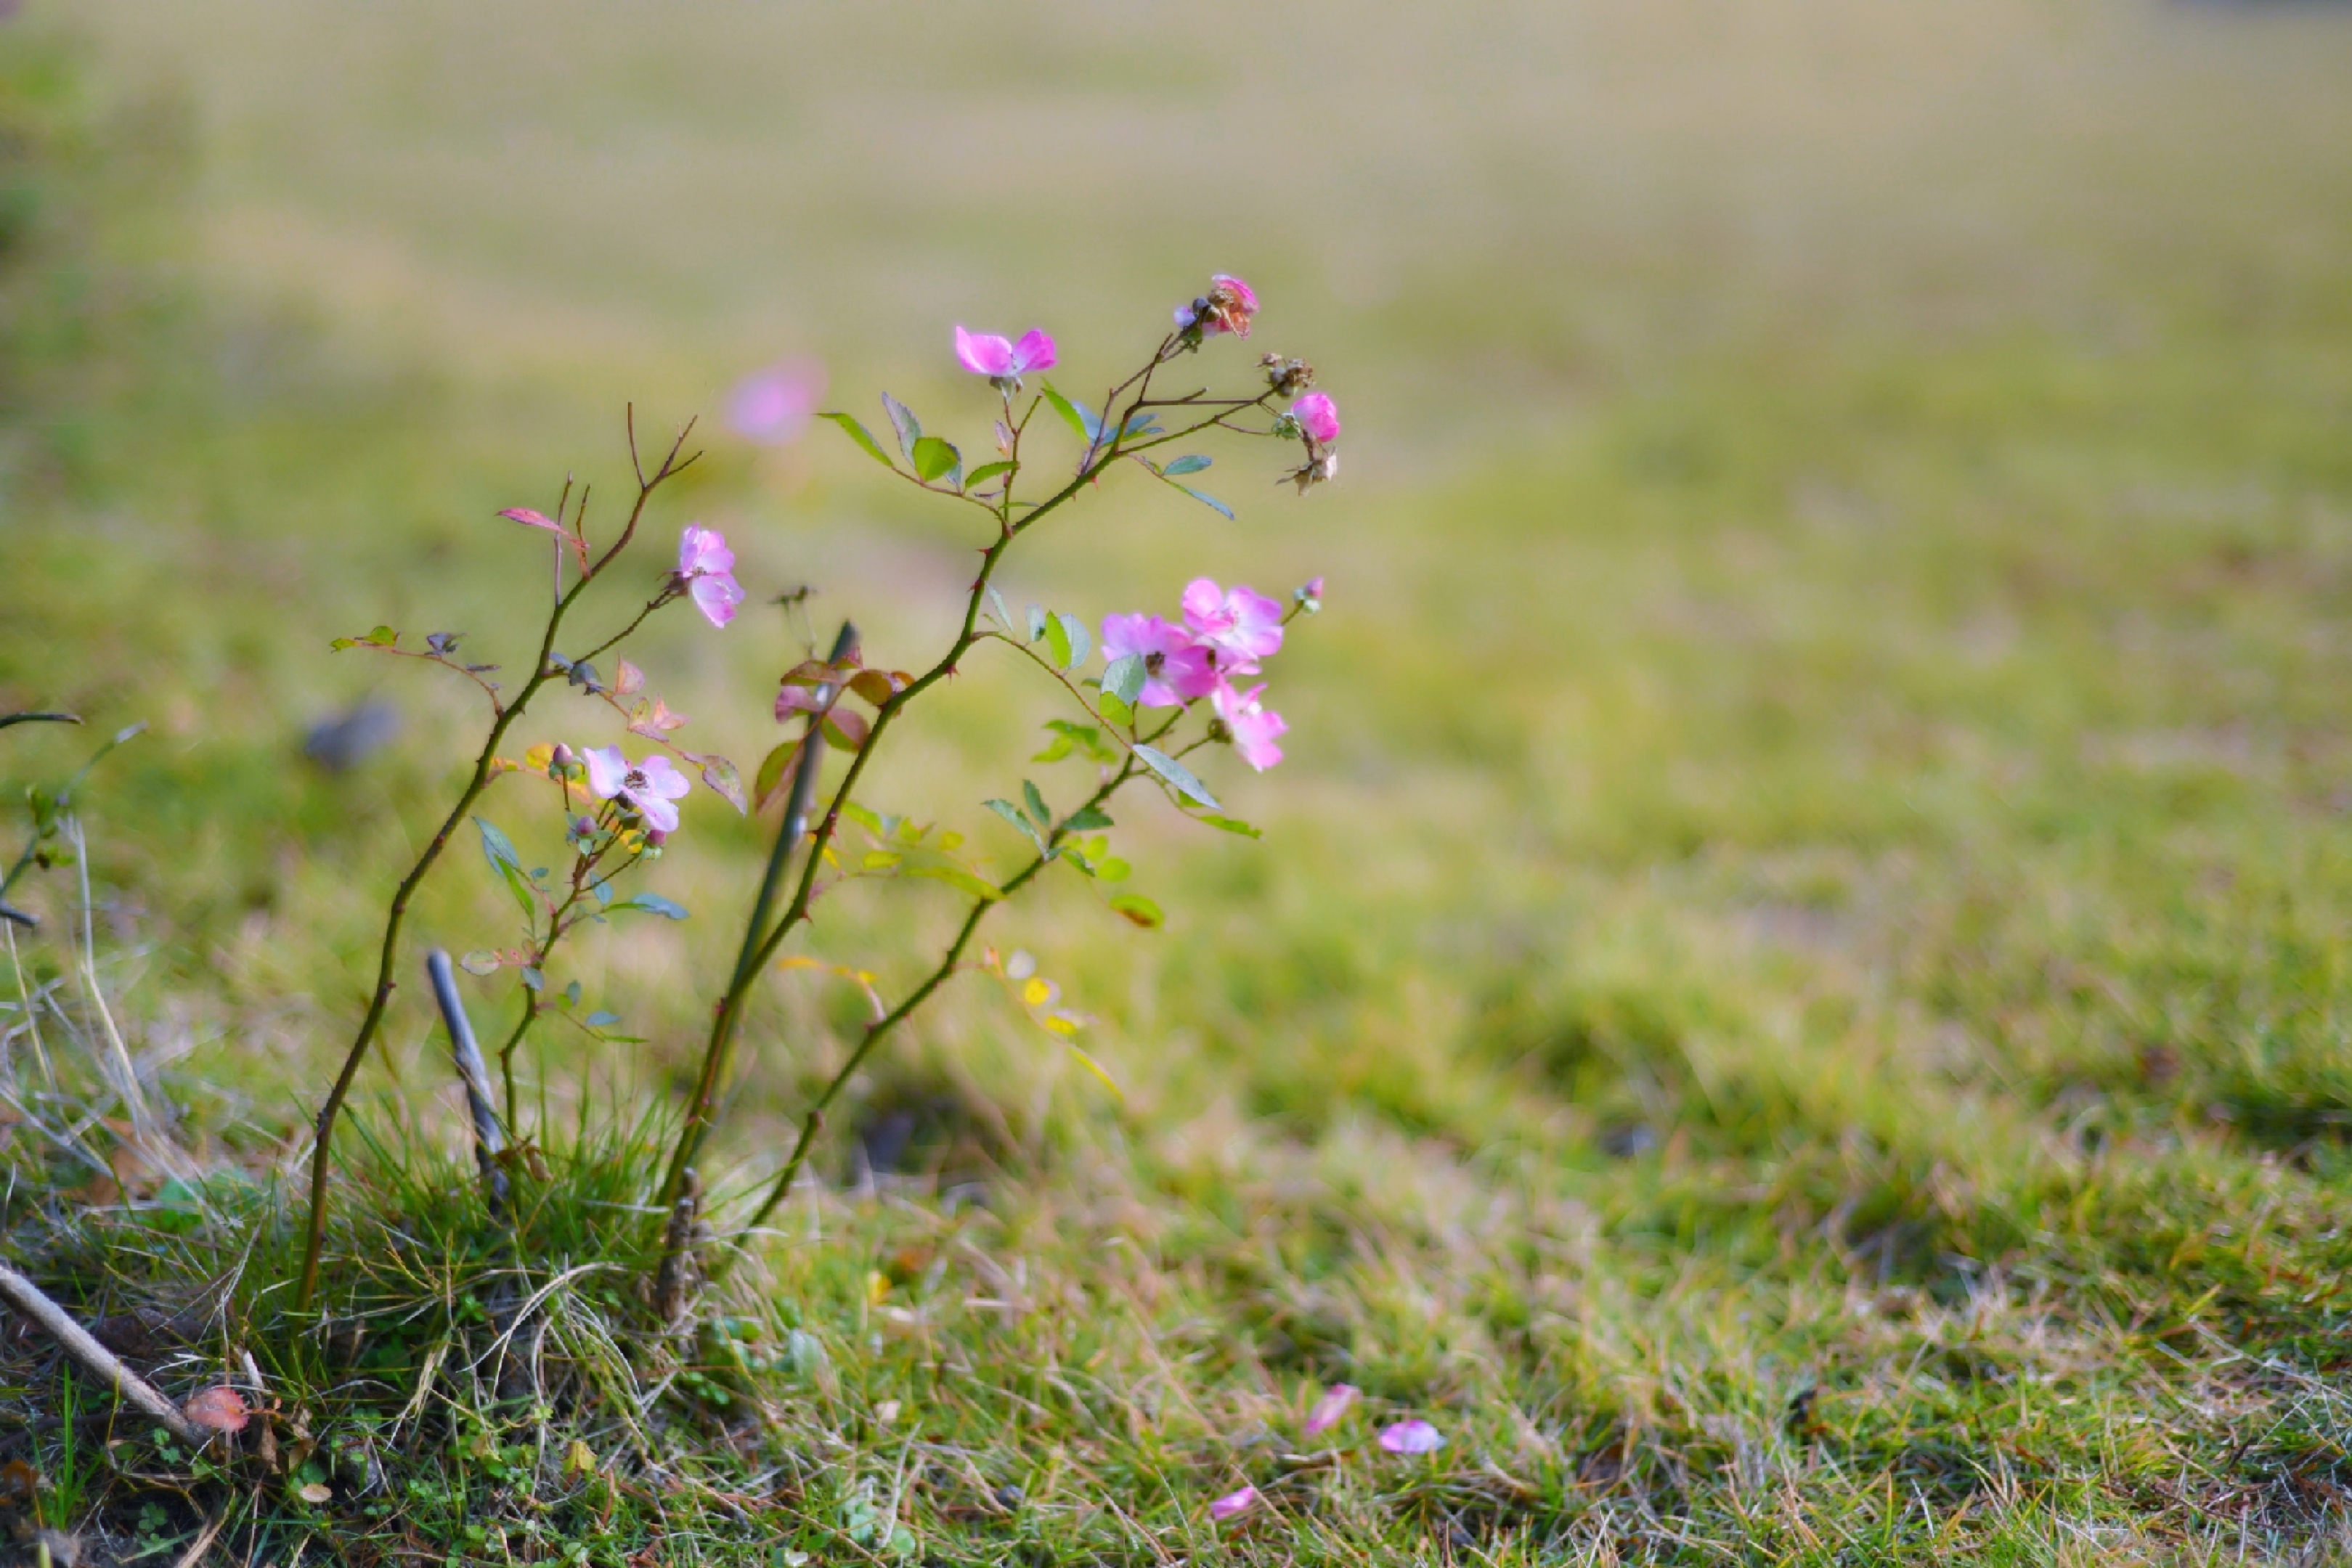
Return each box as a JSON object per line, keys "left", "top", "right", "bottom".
{"left": 9, "top": 0, "right": 2352, "bottom": 1554}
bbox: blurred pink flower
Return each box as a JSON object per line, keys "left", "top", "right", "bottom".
{"left": 1208, "top": 1485, "right": 1258, "bottom": 1522}
{"left": 677, "top": 525, "right": 745, "bottom": 628}
{"left": 954, "top": 326, "right": 1057, "bottom": 380}
{"left": 728, "top": 356, "right": 827, "bottom": 446}
{"left": 1291, "top": 391, "right": 1340, "bottom": 445}
{"left": 1213, "top": 680, "right": 1287, "bottom": 772}
{"left": 1378, "top": 1418, "right": 1444, "bottom": 1455}
{"left": 585, "top": 746, "right": 692, "bottom": 834}
{"left": 1304, "top": 1383, "right": 1359, "bottom": 1436}
{"left": 1181, "top": 579, "right": 1285, "bottom": 669}
{"left": 1101, "top": 613, "right": 1216, "bottom": 707}
{"left": 1176, "top": 274, "right": 1259, "bottom": 338}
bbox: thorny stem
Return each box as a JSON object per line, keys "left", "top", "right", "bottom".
{"left": 296, "top": 415, "right": 698, "bottom": 1312}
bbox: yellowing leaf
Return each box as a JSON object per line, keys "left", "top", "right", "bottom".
{"left": 522, "top": 742, "right": 555, "bottom": 774}
{"left": 866, "top": 1270, "right": 891, "bottom": 1305}
{"left": 565, "top": 1439, "right": 599, "bottom": 1477}
{"left": 861, "top": 851, "right": 903, "bottom": 871}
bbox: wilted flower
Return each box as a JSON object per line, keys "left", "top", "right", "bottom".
{"left": 1261, "top": 353, "right": 1315, "bottom": 396}
{"left": 1378, "top": 1418, "right": 1444, "bottom": 1455}
{"left": 1305, "top": 1383, "right": 1360, "bottom": 1436}
{"left": 584, "top": 746, "right": 692, "bottom": 835}
{"left": 1181, "top": 579, "right": 1285, "bottom": 669}
{"left": 1212, "top": 680, "right": 1287, "bottom": 772}
{"left": 1176, "top": 274, "right": 1259, "bottom": 338}
{"left": 1290, "top": 391, "right": 1340, "bottom": 446}
{"left": 1100, "top": 613, "right": 1216, "bottom": 707}
{"left": 1208, "top": 1485, "right": 1258, "bottom": 1522}
{"left": 954, "top": 326, "right": 1058, "bottom": 383}
{"left": 1287, "top": 450, "right": 1340, "bottom": 495}
{"left": 676, "top": 525, "right": 746, "bottom": 629}
{"left": 728, "top": 356, "right": 827, "bottom": 446}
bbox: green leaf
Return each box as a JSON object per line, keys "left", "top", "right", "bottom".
{"left": 1022, "top": 779, "right": 1051, "bottom": 830}
{"left": 1101, "top": 653, "right": 1146, "bottom": 707}
{"left": 1194, "top": 813, "right": 1264, "bottom": 838}
{"left": 906, "top": 865, "right": 1004, "bottom": 901}
{"left": 367, "top": 625, "right": 397, "bottom": 647}
{"left": 1043, "top": 614, "right": 1074, "bottom": 669}
{"left": 984, "top": 798, "right": 1046, "bottom": 852}
{"left": 821, "top": 707, "right": 870, "bottom": 751}
{"left": 841, "top": 801, "right": 884, "bottom": 835}
{"left": 585, "top": 1010, "right": 622, "bottom": 1029}
{"left": 1064, "top": 805, "right": 1114, "bottom": 833}
{"left": 473, "top": 817, "right": 522, "bottom": 873}
{"left": 911, "top": 435, "right": 963, "bottom": 486}
{"left": 1054, "top": 612, "right": 1091, "bottom": 669}
{"left": 1160, "top": 454, "right": 1212, "bottom": 476}
{"left": 1097, "top": 857, "right": 1131, "bottom": 882}
{"left": 563, "top": 979, "right": 582, "bottom": 1007}
{"left": 1108, "top": 894, "right": 1164, "bottom": 929}
{"left": 329, "top": 637, "right": 358, "bottom": 651}
{"left": 880, "top": 393, "right": 922, "bottom": 460}
{"left": 521, "top": 966, "right": 545, "bottom": 991}
{"left": 753, "top": 738, "right": 803, "bottom": 811}
{"left": 818, "top": 411, "right": 895, "bottom": 467}
{"left": 1173, "top": 483, "right": 1234, "bottom": 520}
{"left": 965, "top": 459, "right": 1014, "bottom": 489}
{"left": 699, "top": 755, "right": 748, "bottom": 814}
{"left": 1099, "top": 692, "right": 1135, "bottom": 728}
{"left": 1133, "top": 745, "right": 1220, "bottom": 809}
{"left": 1038, "top": 382, "right": 1100, "bottom": 443}
{"left": 615, "top": 892, "right": 690, "bottom": 920}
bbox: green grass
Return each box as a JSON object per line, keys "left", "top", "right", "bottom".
{"left": 6, "top": 2, "right": 2352, "bottom": 1561}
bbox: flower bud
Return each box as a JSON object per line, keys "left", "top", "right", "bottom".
{"left": 549, "top": 743, "right": 576, "bottom": 780}
{"left": 1295, "top": 576, "right": 1324, "bottom": 614}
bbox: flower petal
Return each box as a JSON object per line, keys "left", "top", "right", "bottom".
{"left": 954, "top": 325, "right": 1015, "bottom": 377}
{"left": 1378, "top": 1418, "right": 1444, "bottom": 1455}
{"left": 1304, "top": 1383, "right": 1360, "bottom": 1436}
{"left": 584, "top": 746, "right": 628, "bottom": 801}
{"left": 1208, "top": 1485, "right": 1258, "bottom": 1522}
{"left": 1011, "top": 328, "right": 1057, "bottom": 373}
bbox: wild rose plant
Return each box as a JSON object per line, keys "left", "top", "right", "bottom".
{"left": 297, "top": 276, "right": 1342, "bottom": 1304}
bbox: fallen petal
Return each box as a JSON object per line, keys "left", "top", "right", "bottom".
{"left": 183, "top": 1384, "right": 250, "bottom": 1434}
{"left": 1378, "top": 1418, "right": 1444, "bottom": 1455}
{"left": 1208, "top": 1485, "right": 1258, "bottom": 1522}
{"left": 1304, "top": 1383, "right": 1360, "bottom": 1436}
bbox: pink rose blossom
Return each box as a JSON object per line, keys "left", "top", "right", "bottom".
{"left": 676, "top": 525, "right": 746, "bottom": 629}
{"left": 584, "top": 746, "right": 692, "bottom": 835}
{"left": 1290, "top": 391, "right": 1340, "bottom": 446}
{"left": 1213, "top": 680, "right": 1287, "bottom": 772}
{"left": 1208, "top": 1485, "right": 1258, "bottom": 1522}
{"left": 1100, "top": 613, "right": 1216, "bottom": 707}
{"left": 728, "top": 356, "right": 827, "bottom": 446}
{"left": 1378, "top": 1418, "right": 1444, "bottom": 1455}
{"left": 1304, "top": 1383, "right": 1359, "bottom": 1436}
{"left": 953, "top": 326, "right": 1057, "bottom": 380}
{"left": 1176, "top": 274, "right": 1260, "bottom": 338}
{"left": 1181, "top": 579, "right": 1285, "bottom": 669}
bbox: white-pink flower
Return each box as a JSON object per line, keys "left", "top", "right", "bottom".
{"left": 676, "top": 524, "right": 745, "bottom": 629}
{"left": 728, "top": 356, "right": 826, "bottom": 446}
{"left": 584, "top": 746, "right": 691, "bottom": 835}
{"left": 1208, "top": 1485, "right": 1258, "bottom": 1522}
{"left": 1291, "top": 391, "right": 1340, "bottom": 446}
{"left": 1378, "top": 1418, "right": 1444, "bottom": 1455}
{"left": 954, "top": 326, "right": 1057, "bottom": 380}
{"left": 1181, "top": 579, "right": 1285, "bottom": 669}
{"left": 1100, "top": 613, "right": 1216, "bottom": 707}
{"left": 1213, "top": 680, "right": 1287, "bottom": 772}
{"left": 1304, "top": 1383, "right": 1360, "bottom": 1436}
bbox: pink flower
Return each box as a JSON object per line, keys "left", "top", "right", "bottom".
{"left": 584, "top": 746, "right": 692, "bottom": 835}
{"left": 1304, "top": 1384, "right": 1359, "bottom": 1436}
{"left": 1100, "top": 613, "right": 1215, "bottom": 707}
{"left": 676, "top": 525, "right": 745, "bottom": 629}
{"left": 1213, "top": 680, "right": 1287, "bottom": 772}
{"left": 1378, "top": 1418, "right": 1444, "bottom": 1455}
{"left": 1290, "top": 392, "right": 1340, "bottom": 446}
{"left": 954, "top": 326, "right": 1057, "bottom": 380}
{"left": 1176, "top": 274, "right": 1259, "bottom": 338}
{"left": 1208, "top": 1485, "right": 1258, "bottom": 1522}
{"left": 1181, "top": 579, "right": 1285, "bottom": 669}
{"left": 728, "top": 356, "right": 827, "bottom": 446}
